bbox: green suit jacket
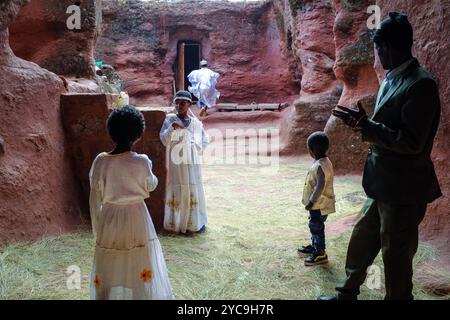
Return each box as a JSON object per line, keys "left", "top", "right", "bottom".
{"left": 361, "top": 59, "right": 442, "bottom": 204}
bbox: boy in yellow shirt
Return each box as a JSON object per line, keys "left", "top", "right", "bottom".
{"left": 298, "top": 132, "right": 336, "bottom": 266}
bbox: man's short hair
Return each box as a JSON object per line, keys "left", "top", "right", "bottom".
{"left": 373, "top": 12, "right": 413, "bottom": 51}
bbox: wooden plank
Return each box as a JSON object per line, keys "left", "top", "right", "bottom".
{"left": 258, "top": 103, "right": 280, "bottom": 111}
{"left": 216, "top": 103, "right": 238, "bottom": 111}
{"left": 279, "top": 102, "right": 289, "bottom": 110}
{"left": 177, "top": 42, "right": 185, "bottom": 91}
{"left": 216, "top": 103, "right": 288, "bottom": 111}
{"left": 238, "top": 104, "right": 258, "bottom": 111}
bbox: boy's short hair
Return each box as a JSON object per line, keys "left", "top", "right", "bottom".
{"left": 307, "top": 131, "right": 329, "bottom": 155}
{"left": 107, "top": 105, "right": 145, "bottom": 144}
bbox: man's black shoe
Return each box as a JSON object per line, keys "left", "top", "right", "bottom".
{"left": 318, "top": 293, "right": 357, "bottom": 300}
{"left": 317, "top": 295, "right": 337, "bottom": 300}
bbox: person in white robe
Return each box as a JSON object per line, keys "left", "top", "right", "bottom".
{"left": 160, "top": 90, "right": 209, "bottom": 234}
{"left": 113, "top": 91, "right": 130, "bottom": 109}
{"left": 187, "top": 59, "right": 220, "bottom": 117}
{"left": 89, "top": 105, "right": 173, "bottom": 300}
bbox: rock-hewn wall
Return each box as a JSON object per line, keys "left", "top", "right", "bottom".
{"left": 9, "top": 0, "right": 102, "bottom": 78}
{"left": 0, "top": 0, "right": 83, "bottom": 244}
{"left": 275, "top": 0, "right": 380, "bottom": 168}
{"left": 2, "top": 0, "right": 448, "bottom": 251}
{"left": 374, "top": 0, "right": 450, "bottom": 248}
{"left": 275, "top": 0, "right": 449, "bottom": 250}
{"left": 96, "top": 0, "right": 299, "bottom": 106}
{"left": 274, "top": 0, "right": 341, "bottom": 155}
{"left": 323, "top": 0, "right": 379, "bottom": 173}
{"left": 61, "top": 94, "right": 167, "bottom": 230}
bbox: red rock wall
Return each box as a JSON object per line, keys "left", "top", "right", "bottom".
{"left": 0, "top": 0, "right": 83, "bottom": 244}
{"left": 273, "top": 0, "right": 341, "bottom": 155}
{"left": 276, "top": 0, "right": 449, "bottom": 248}
{"left": 61, "top": 94, "right": 167, "bottom": 230}
{"left": 2, "top": 0, "right": 448, "bottom": 247}
{"left": 324, "top": 0, "right": 380, "bottom": 173}
{"left": 96, "top": 0, "right": 299, "bottom": 106}
{"left": 9, "top": 0, "right": 101, "bottom": 78}
{"left": 374, "top": 0, "right": 450, "bottom": 247}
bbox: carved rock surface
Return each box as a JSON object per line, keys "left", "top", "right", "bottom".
{"left": 9, "top": 0, "right": 102, "bottom": 78}
{"left": 0, "top": 0, "right": 83, "bottom": 244}
{"left": 60, "top": 94, "right": 167, "bottom": 231}
{"left": 324, "top": 0, "right": 379, "bottom": 173}
{"left": 96, "top": 0, "right": 299, "bottom": 106}
{"left": 273, "top": 0, "right": 340, "bottom": 154}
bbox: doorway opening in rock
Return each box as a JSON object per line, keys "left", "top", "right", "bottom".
{"left": 175, "top": 40, "right": 201, "bottom": 101}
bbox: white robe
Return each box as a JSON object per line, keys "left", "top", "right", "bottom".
{"left": 160, "top": 114, "right": 209, "bottom": 233}
{"left": 187, "top": 67, "right": 220, "bottom": 109}
{"left": 89, "top": 151, "right": 173, "bottom": 300}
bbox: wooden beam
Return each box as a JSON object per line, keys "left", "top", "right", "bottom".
{"left": 177, "top": 42, "right": 185, "bottom": 91}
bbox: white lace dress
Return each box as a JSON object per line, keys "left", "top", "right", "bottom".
{"left": 89, "top": 151, "right": 173, "bottom": 300}
{"left": 160, "top": 114, "right": 209, "bottom": 233}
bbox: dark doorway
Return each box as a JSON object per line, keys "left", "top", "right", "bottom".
{"left": 175, "top": 41, "right": 201, "bottom": 97}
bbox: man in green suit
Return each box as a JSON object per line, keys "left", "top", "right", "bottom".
{"left": 321, "top": 12, "right": 442, "bottom": 300}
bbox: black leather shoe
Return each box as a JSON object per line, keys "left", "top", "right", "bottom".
{"left": 317, "top": 295, "right": 337, "bottom": 301}
{"left": 337, "top": 292, "right": 358, "bottom": 300}
{"left": 318, "top": 293, "right": 357, "bottom": 300}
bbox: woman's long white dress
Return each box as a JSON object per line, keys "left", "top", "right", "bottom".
{"left": 160, "top": 114, "right": 209, "bottom": 234}
{"left": 89, "top": 151, "right": 173, "bottom": 300}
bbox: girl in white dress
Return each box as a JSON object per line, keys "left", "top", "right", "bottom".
{"left": 160, "top": 91, "right": 209, "bottom": 235}
{"left": 89, "top": 105, "right": 173, "bottom": 300}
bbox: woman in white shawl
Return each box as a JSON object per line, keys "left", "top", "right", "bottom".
{"left": 160, "top": 91, "right": 209, "bottom": 234}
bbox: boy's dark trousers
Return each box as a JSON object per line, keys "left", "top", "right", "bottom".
{"left": 335, "top": 198, "right": 427, "bottom": 300}
{"left": 309, "top": 210, "right": 327, "bottom": 253}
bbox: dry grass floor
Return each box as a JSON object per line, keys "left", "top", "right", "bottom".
{"left": 1, "top": 152, "right": 449, "bottom": 300}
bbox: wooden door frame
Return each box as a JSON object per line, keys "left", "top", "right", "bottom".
{"left": 175, "top": 40, "right": 201, "bottom": 92}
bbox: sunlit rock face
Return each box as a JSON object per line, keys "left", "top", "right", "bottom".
{"left": 323, "top": 0, "right": 379, "bottom": 173}
{"left": 60, "top": 94, "right": 167, "bottom": 231}
{"left": 273, "top": 0, "right": 341, "bottom": 155}
{"left": 9, "top": 0, "right": 102, "bottom": 78}
{"left": 0, "top": 0, "right": 83, "bottom": 244}
{"left": 96, "top": 0, "right": 299, "bottom": 106}
{"left": 1, "top": 0, "right": 449, "bottom": 249}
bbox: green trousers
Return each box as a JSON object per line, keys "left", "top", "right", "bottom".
{"left": 336, "top": 198, "right": 427, "bottom": 300}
